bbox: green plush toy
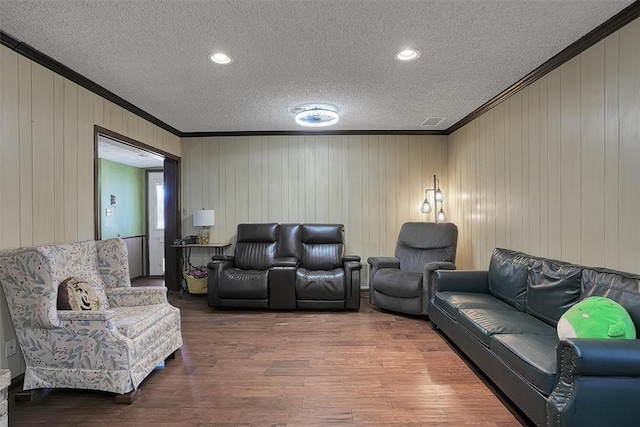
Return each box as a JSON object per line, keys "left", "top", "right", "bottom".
{"left": 557, "top": 296, "right": 636, "bottom": 340}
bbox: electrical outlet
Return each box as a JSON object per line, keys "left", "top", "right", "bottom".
{"left": 5, "top": 338, "right": 17, "bottom": 357}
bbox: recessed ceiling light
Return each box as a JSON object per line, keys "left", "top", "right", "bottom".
{"left": 395, "top": 48, "right": 420, "bottom": 62}
{"left": 209, "top": 52, "right": 232, "bottom": 64}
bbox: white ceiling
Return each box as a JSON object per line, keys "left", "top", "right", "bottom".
{"left": 98, "top": 135, "right": 165, "bottom": 168}
{"left": 0, "top": 0, "right": 634, "bottom": 133}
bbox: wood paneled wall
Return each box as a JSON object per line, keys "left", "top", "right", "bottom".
{"left": 0, "top": 45, "right": 181, "bottom": 376}
{"left": 448, "top": 17, "right": 640, "bottom": 272}
{"left": 180, "top": 135, "right": 448, "bottom": 274}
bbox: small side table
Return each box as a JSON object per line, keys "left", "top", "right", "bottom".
{"left": 172, "top": 243, "right": 231, "bottom": 295}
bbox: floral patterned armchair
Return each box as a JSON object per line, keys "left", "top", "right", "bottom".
{"left": 0, "top": 238, "right": 183, "bottom": 401}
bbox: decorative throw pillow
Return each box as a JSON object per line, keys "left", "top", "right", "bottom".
{"left": 57, "top": 277, "right": 108, "bottom": 311}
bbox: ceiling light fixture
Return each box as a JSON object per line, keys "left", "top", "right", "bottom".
{"left": 295, "top": 108, "right": 339, "bottom": 128}
{"left": 395, "top": 48, "right": 420, "bottom": 62}
{"left": 209, "top": 52, "right": 233, "bottom": 64}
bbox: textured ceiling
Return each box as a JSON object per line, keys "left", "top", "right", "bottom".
{"left": 0, "top": 0, "right": 634, "bottom": 133}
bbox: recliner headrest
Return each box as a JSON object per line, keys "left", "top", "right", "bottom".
{"left": 237, "top": 223, "right": 278, "bottom": 243}
{"left": 302, "top": 224, "right": 344, "bottom": 244}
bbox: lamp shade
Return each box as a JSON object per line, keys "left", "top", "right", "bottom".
{"left": 193, "top": 209, "right": 215, "bottom": 227}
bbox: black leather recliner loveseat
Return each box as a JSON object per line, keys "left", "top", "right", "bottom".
{"left": 429, "top": 248, "right": 640, "bottom": 427}
{"left": 207, "top": 223, "right": 362, "bottom": 310}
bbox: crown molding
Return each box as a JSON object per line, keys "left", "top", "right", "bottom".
{"left": 180, "top": 129, "right": 446, "bottom": 138}
{"left": 446, "top": 1, "right": 640, "bottom": 135}
{"left": 0, "top": 31, "right": 182, "bottom": 137}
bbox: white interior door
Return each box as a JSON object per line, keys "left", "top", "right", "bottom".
{"left": 148, "top": 172, "right": 165, "bottom": 276}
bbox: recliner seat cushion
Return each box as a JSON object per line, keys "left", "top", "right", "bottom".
{"left": 218, "top": 268, "right": 269, "bottom": 299}
{"left": 526, "top": 259, "right": 582, "bottom": 326}
{"left": 296, "top": 268, "right": 345, "bottom": 300}
{"left": 433, "top": 291, "right": 516, "bottom": 320}
{"left": 491, "top": 334, "right": 558, "bottom": 395}
{"left": 372, "top": 270, "right": 422, "bottom": 298}
{"left": 458, "top": 308, "right": 557, "bottom": 347}
{"left": 488, "top": 248, "right": 532, "bottom": 310}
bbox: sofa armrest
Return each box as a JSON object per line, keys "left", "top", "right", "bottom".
{"left": 211, "top": 255, "right": 234, "bottom": 262}
{"left": 344, "top": 255, "right": 361, "bottom": 263}
{"left": 423, "top": 262, "right": 456, "bottom": 316}
{"left": 106, "top": 286, "right": 168, "bottom": 307}
{"left": 559, "top": 338, "right": 640, "bottom": 376}
{"left": 546, "top": 338, "right": 640, "bottom": 427}
{"left": 273, "top": 257, "right": 299, "bottom": 268}
{"left": 57, "top": 310, "right": 115, "bottom": 322}
{"left": 434, "top": 270, "right": 489, "bottom": 293}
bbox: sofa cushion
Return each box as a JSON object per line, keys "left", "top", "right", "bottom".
{"left": 296, "top": 267, "right": 345, "bottom": 300}
{"left": 458, "top": 308, "right": 557, "bottom": 347}
{"left": 57, "top": 276, "right": 109, "bottom": 311}
{"left": 526, "top": 259, "right": 582, "bottom": 326}
{"left": 581, "top": 268, "right": 640, "bottom": 328}
{"left": 372, "top": 270, "right": 422, "bottom": 298}
{"left": 488, "top": 248, "right": 532, "bottom": 311}
{"left": 218, "top": 268, "right": 269, "bottom": 299}
{"left": 113, "top": 304, "right": 173, "bottom": 339}
{"left": 491, "top": 334, "right": 558, "bottom": 395}
{"left": 433, "top": 291, "right": 516, "bottom": 320}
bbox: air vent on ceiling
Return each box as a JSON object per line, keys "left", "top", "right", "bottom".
{"left": 286, "top": 106, "right": 307, "bottom": 114}
{"left": 421, "top": 117, "right": 445, "bottom": 126}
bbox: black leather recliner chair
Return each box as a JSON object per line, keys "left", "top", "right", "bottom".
{"left": 207, "top": 223, "right": 278, "bottom": 308}
{"left": 295, "top": 224, "right": 362, "bottom": 310}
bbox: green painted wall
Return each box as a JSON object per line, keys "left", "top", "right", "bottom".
{"left": 99, "top": 159, "right": 146, "bottom": 238}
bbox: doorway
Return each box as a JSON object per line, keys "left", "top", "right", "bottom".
{"left": 148, "top": 171, "right": 165, "bottom": 276}
{"left": 94, "top": 126, "right": 181, "bottom": 289}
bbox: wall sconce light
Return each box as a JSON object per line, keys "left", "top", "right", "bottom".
{"left": 193, "top": 209, "right": 215, "bottom": 244}
{"left": 420, "top": 175, "right": 447, "bottom": 223}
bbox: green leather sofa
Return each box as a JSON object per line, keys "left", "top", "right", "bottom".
{"left": 430, "top": 248, "right": 640, "bottom": 427}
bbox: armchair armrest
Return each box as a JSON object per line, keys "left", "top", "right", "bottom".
{"left": 106, "top": 286, "right": 168, "bottom": 307}
{"left": 547, "top": 338, "right": 640, "bottom": 427}
{"left": 344, "top": 255, "right": 361, "bottom": 263}
{"left": 57, "top": 310, "right": 115, "bottom": 322}
{"left": 367, "top": 256, "right": 400, "bottom": 288}
{"left": 434, "top": 270, "right": 489, "bottom": 293}
{"left": 367, "top": 256, "right": 400, "bottom": 269}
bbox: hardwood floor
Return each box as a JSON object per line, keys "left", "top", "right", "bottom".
{"left": 8, "top": 289, "right": 526, "bottom": 426}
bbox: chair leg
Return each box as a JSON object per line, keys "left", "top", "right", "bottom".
{"left": 14, "top": 389, "right": 45, "bottom": 403}
{"left": 165, "top": 349, "right": 179, "bottom": 362}
{"left": 115, "top": 388, "right": 140, "bottom": 404}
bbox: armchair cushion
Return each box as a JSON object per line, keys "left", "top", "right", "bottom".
{"left": 113, "top": 304, "right": 175, "bottom": 339}
{"left": 57, "top": 276, "right": 109, "bottom": 311}
{"left": 372, "top": 270, "right": 422, "bottom": 298}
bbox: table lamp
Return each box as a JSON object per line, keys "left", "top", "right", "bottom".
{"left": 193, "top": 209, "right": 215, "bottom": 244}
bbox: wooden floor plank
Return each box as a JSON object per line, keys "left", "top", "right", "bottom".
{"left": 8, "top": 285, "right": 526, "bottom": 426}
